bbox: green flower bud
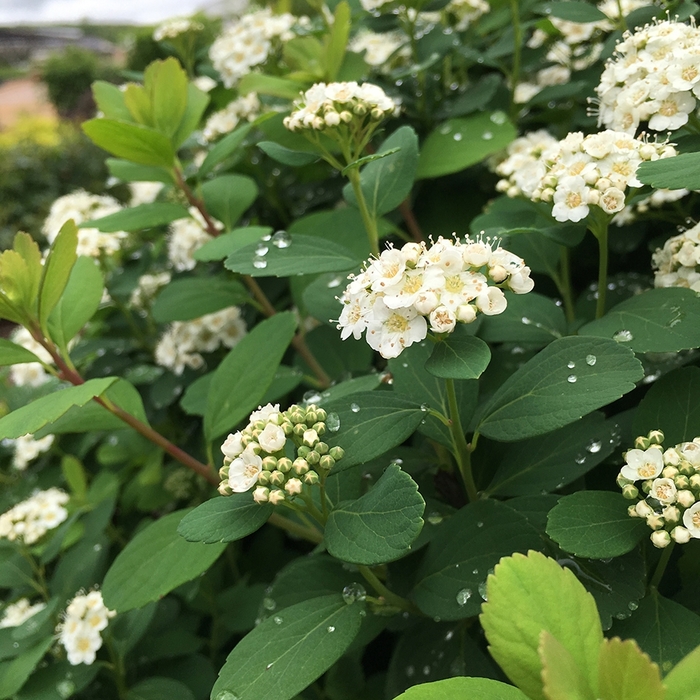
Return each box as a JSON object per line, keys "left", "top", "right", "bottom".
{"left": 689, "top": 474, "right": 700, "bottom": 491}
{"left": 315, "top": 408, "right": 327, "bottom": 421}
{"left": 370, "top": 107, "right": 383, "bottom": 120}
{"left": 303, "top": 470, "right": 319, "bottom": 485}
{"left": 675, "top": 475, "right": 690, "bottom": 490}
{"left": 628, "top": 505, "right": 639, "bottom": 518}
{"left": 306, "top": 450, "right": 320, "bottom": 465}
{"left": 219, "top": 465, "right": 230, "bottom": 480}
{"left": 218, "top": 482, "right": 233, "bottom": 496}
{"left": 319, "top": 454, "right": 335, "bottom": 471}
{"left": 290, "top": 409, "right": 306, "bottom": 424}
{"left": 297, "top": 445, "right": 311, "bottom": 458}
{"left": 616, "top": 474, "right": 633, "bottom": 488}
{"left": 269, "top": 489, "right": 286, "bottom": 505}
{"left": 277, "top": 457, "right": 293, "bottom": 473}
{"left": 257, "top": 471, "right": 271, "bottom": 486}
{"left": 306, "top": 410, "right": 318, "bottom": 423}
{"left": 641, "top": 480, "right": 653, "bottom": 493}
{"left": 313, "top": 422, "right": 326, "bottom": 435}
{"left": 253, "top": 420, "right": 266, "bottom": 431}
{"left": 648, "top": 430, "right": 664, "bottom": 445}
{"left": 293, "top": 424, "right": 306, "bottom": 437}
{"left": 679, "top": 462, "right": 695, "bottom": 477}
{"left": 282, "top": 421, "right": 294, "bottom": 436}
{"left": 646, "top": 513, "right": 665, "bottom": 530}
{"left": 622, "top": 484, "right": 639, "bottom": 500}
{"left": 293, "top": 458, "right": 309, "bottom": 475}
{"left": 270, "top": 470, "right": 286, "bottom": 486}
{"left": 651, "top": 530, "right": 672, "bottom": 548}
{"left": 262, "top": 456, "right": 278, "bottom": 471}
{"left": 316, "top": 442, "right": 329, "bottom": 455}
{"left": 635, "top": 436, "right": 651, "bottom": 450}
{"left": 353, "top": 103, "right": 367, "bottom": 116}
{"left": 329, "top": 446, "right": 345, "bottom": 461}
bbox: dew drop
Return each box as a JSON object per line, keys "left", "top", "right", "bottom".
{"left": 628, "top": 600, "right": 639, "bottom": 611}
{"left": 303, "top": 390, "right": 322, "bottom": 404}
{"left": 456, "top": 588, "right": 472, "bottom": 606}
{"left": 93, "top": 543, "right": 102, "bottom": 551}
{"left": 453, "top": 132, "right": 463, "bottom": 141}
{"left": 427, "top": 512, "right": 443, "bottom": 525}
{"left": 273, "top": 616, "right": 283, "bottom": 625}
{"left": 478, "top": 581, "right": 488, "bottom": 601}
{"left": 490, "top": 110, "right": 507, "bottom": 125}
{"left": 567, "top": 375, "right": 577, "bottom": 383}
{"left": 57, "top": 680, "right": 76, "bottom": 699}
{"left": 262, "top": 597, "right": 276, "bottom": 611}
{"left": 255, "top": 243, "right": 269, "bottom": 256}
{"left": 271, "top": 230, "right": 291, "bottom": 248}
{"left": 406, "top": 665, "right": 415, "bottom": 677}
{"left": 266, "top": 662, "right": 274, "bottom": 670}
{"left": 587, "top": 440, "right": 602, "bottom": 454}
{"left": 613, "top": 329, "right": 633, "bottom": 343}
{"left": 482, "top": 131, "right": 493, "bottom": 140}
{"left": 575, "top": 455, "right": 586, "bottom": 465}
{"left": 342, "top": 583, "right": 367, "bottom": 604}
{"left": 420, "top": 403, "right": 429, "bottom": 412}
{"left": 440, "top": 124, "right": 451, "bottom": 135}
{"left": 585, "top": 354, "right": 597, "bottom": 366}
{"left": 350, "top": 403, "right": 361, "bottom": 413}
{"left": 422, "top": 665, "right": 431, "bottom": 676}
{"left": 327, "top": 276, "right": 343, "bottom": 289}
{"left": 216, "top": 692, "right": 240, "bottom": 700}
{"left": 327, "top": 625, "right": 336, "bottom": 633}
{"left": 326, "top": 412, "right": 341, "bottom": 432}
{"left": 253, "top": 256, "right": 268, "bottom": 269}
{"left": 521, "top": 316, "right": 532, "bottom": 325}
{"left": 445, "top": 630, "right": 454, "bottom": 641}
{"left": 476, "top": 521, "right": 484, "bottom": 528}
{"left": 262, "top": 233, "right": 272, "bottom": 242}
{"left": 567, "top": 361, "right": 575, "bottom": 369}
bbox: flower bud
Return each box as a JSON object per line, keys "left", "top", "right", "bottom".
{"left": 219, "top": 465, "right": 230, "bottom": 480}
{"left": 456, "top": 304, "right": 477, "bottom": 323}
{"left": 489, "top": 265, "right": 508, "bottom": 283}
{"left": 297, "top": 445, "right": 311, "bottom": 458}
{"left": 628, "top": 505, "right": 639, "bottom": 517}
{"left": 313, "top": 422, "right": 326, "bottom": 435}
{"left": 315, "top": 408, "right": 327, "bottom": 421}
{"left": 353, "top": 103, "right": 367, "bottom": 116}
{"left": 269, "top": 470, "right": 286, "bottom": 487}
{"left": 642, "top": 480, "right": 653, "bottom": 494}
{"left": 269, "top": 489, "right": 286, "bottom": 505}
{"left": 646, "top": 513, "right": 665, "bottom": 530}
{"left": 262, "top": 456, "right": 278, "bottom": 471}
{"left": 218, "top": 482, "right": 233, "bottom": 496}
{"left": 306, "top": 450, "right": 320, "bottom": 465}
{"left": 257, "top": 471, "right": 271, "bottom": 486}
{"left": 622, "top": 484, "right": 639, "bottom": 499}
{"left": 671, "top": 526, "right": 691, "bottom": 544}
{"left": 675, "top": 475, "right": 690, "bottom": 490}
{"left": 651, "top": 530, "right": 672, "bottom": 548}
{"left": 635, "top": 500, "right": 653, "bottom": 518}
{"left": 689, "top": 474, "right": 700, "bottom": 491}
{"left": 303, "top": 470, "right": 319, "bottom": 485}
{"left": 293, "top": 424, "right": 307, "bottom": 437}
{"left": 290, "top": 409, "right": 306, "bottom": 424}
{"left": 325, "top": 111, "right": 340, "bottom": 127}
{"left": 329, "top": 446, "right": 345, "bottom": 461}
{"left": 319, "top": 454, "right": 335, "bottom": 471}
{"left": 316, "top": 442, "right": 329, "bottom": 455}
{"left": 663, "top": 448, "right": 680, "bottom": 466}
{"left": 277, "top": 457, "right": 293, "bottom": 473}
{"left": 678, "top": 462, "right": 695, "bottom": 477}
{"left": 662, "top": 466, "right": 679, "bottom": 479}
{"left": 303, "top": 429, "right": 319, "bottom": 447}
{"left": 596, "top": 177, "right": 612, "bottom": 191}
{"left": 285, "top": 478, "right": 303, "bottom": 495}
{"left": 282, "top": 422, "right": 294, "bottom": 436}
{"left": 540, "top": 187, "right": 555, "bottom": 202}
{"left": 586, "top": 189, "right": 601, "bottom": 205}
{"left": 306, "top": 410, "right": 318, "bottom": 423}
{"left": 370, "top": 107, "right": 383, "bottom": 120}
{"left": 402, "top": 243, "right": 422, "bottom": 266}
{"left": 293, "top": 458, "right": 309, "bottom": 475}
{"left": 635, "top": 435, "right": 651, "bottom": 450}
{"left": 648, "top": 430, "right": 664, "bottom": 445}
{"left": 617, "top": 474, "right": 633, "bottom": 488}
{"left": 340, "top": 110, "right": 352, "bottom": 123}
{"left": 677, "top": 489, "right": 696, "bottom": 508}
{"left": 663, "top": 505, "right": 681, "bottom": 523}
{"left": 253, "top": 486, "right": 269, "bottom": 503}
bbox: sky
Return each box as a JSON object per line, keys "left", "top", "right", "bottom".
{"left": 0, "top": 0, "right": 210, "bottom": 24}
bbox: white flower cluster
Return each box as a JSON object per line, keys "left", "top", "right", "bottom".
{"left": 497, "top": 130, "right": 675, "bottom": 223}
{"left": 596, "top": 19, "right": 700, "bottom": 134}
{"left": 620, "top": 430, "right": 700, "bottom": 547}
{"left": 442, "top": 0, "right": 490, "bottom": 31}
{"left": 495, "top": 129, "right": 559, "bottom": 198}
{"left": 219, "top": 402, "right": 344, "bottom": 504}
{"left": 652, "top": 221, "right": 700, "bottom": 292}
{"left": 128, "top": 181, "right": 163, "bottom": 207}
{"left": 168, "top": 207, "right": 220, "bottom": 271}
{"left": 129, "top": 271, "right": 172, "bottom": 310}
{"left": 42, "top": 189, "right": 127, "bottom": 258}
{"left": 349, "top": 31, "right": 408, "bottom": 68}
{"left": 57, "top": 590, "right": 115, "bottom": 666}
{"left": 153, "top": 17, "right": 204, "bottom": 42}
{"left": 209, "top": 9, "right": 306, "bottom": 88}
{"left": 10, "top": 433, "right": 55, "bottom": 471}
{"left": 202, "top": 93, "right": 261, "bottom": 143}
{"left": 613, "top": 187, "right": 690, "bottom": 227}
{"left": 0, "top": 488, "right": 69, "bottom": 545}
{"left": 9, "top": 327, "right": 54, "bottom": 388}
{"left": 0, "top": 598, "right": 46, "bottom": 629}
{"left": 337, "top": 237, "right": 534, "bottom": 359}
{"left": 284, "top": 82, "right": 399, "bottom": 132}
{"left": 155, "top": 307, "right": 247, "bottom": 375}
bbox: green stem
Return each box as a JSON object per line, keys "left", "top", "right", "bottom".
{"left": 268, "top": 512, "right": 323, "bottom": 544}
{"left": 105, "top": 639, "right": 128, "bottom": 700}
{"left": 649, "top": 542, "right": 674, "bottom": 590}
{"left": 593, "top": 221, "right": 609, "bottom": 319}
{"left": 445, "top": 378, "right": 478, "bottom": 502}
{"left": 347, "top": 169, "right": 380, "bottom": 257}
{"left": 558, "top": 246, "right": 576, "bottom": 323}
{"left": 357, "top": 565, "right": 419, "bottom": 613}
{"left": 508, "top": 0, "right": 523, "bottom": 120}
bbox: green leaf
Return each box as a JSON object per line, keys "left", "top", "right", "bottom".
{"left": 394, "top": 677, "right": 530, "bottom": 700}
{"left": 225, "top": 234, "right": 361, "bottom": 277}
{"left": 81, "top": 202, "right": 188, "bottom": 233}
{"left": 147, "top": 57, "right": 189, "bottom": 139}
{"left": 664, "top": 644, "right": 700, "bottom": 700}
{"left": 211, "top": 595, "right": 364, "bottom": 700}
{"left": 324, "top": 392, "right": 425, "bottom": 470}
{"left": 546, "top": 491, "right": 647, "bottom": 559}
{"left": 258, "top": 141, "right": 319, "bottom": 166}
{"left": 340, "top": 149, "right": 400, "bottom": 175}
{"left": 417, "top": 112, "right": 517, "bottom": 179}
{"left": 238, "top": 74, "right": 307, "bottom": 100}
{"left": 486, "top": 412, "right": 619, "bottom": 497}
{"left": 199, "top": 124, "right": 253, "bottom": 178}
{"left": 47, "top": 256, "right": 104, "bottom": 348}
{"left": 92, "top": 80, "right": 133, "bottom": 121}
{"left": 536, "top": 1, "right": 607, "bottom": 22}
{"left": 476, "top": 337, "right": 644, "bottom": 441}
{"left": 194, "top": 226, "right": 272, "bottom": 262}
{"left": 612, "top": 591, "right": 700, "bottom": 674}
{"left": 324, "top": 464, "right": 425, "bottom": 565}
{"left": 579, "top": 288, "right": 700, "bottom": 352}
{"left": 0, "top": 377, "right": 118, "bottom": 440}
{"left": 127, "top": 677, "right": 195, "bottom": 700}
{"left": 204, "top": 312, "right": 297, "bottom": 440}
{"left": 0, "top": 637, "right": 53, "bottom": 699}
{"left": 61, "top": 455, "right": 87, "bottom": 500}
{"left": 200, "top": 174, "right": 258, "bottom": 231}
{"left": 38, "top": 220, "right": 78, "bottom": 334}
{"left": 82, "top": 119, "right": 176, "bottom": 167}
{"left": 0, "top": 339, "right": 42, "bottom": 367}
{"left": 633, "top": 367, "right": 700, "bottom": 446}
{"left": 102, "top": 509, "right": 226, "bottom": 613}
{"left": 637, "top": 152, "right": 700, "bottom": 190}
{"left": 343, "top": 126, "right": 419, "bottom": 216}
{"left": 106, "top": 158, "right": 174, "bottom": 184}
{"left": 172, "top": 83, "right": 209, "bottom": 148}
{"left": 151, "top": 277, "right": 248, "bottom": 323}
{"left": 178, "top": 495, "right": 273, "bottom": 544}
{"left": 324, "top": 1, "right": 350, "bottom": 80}
{"left": 480, "top": 551, "right": 603, "bottom": 700}
{"left": 425, "top": 331, "right": 491, "bottom": 380}
{"left": 539, "top": 631, "right": 596, "bottom": 700}
{"left": 597, "top": 637, "right": 664, "bottom": 700}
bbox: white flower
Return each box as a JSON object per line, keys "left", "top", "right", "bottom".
{"left": 679, "top": 441, "right": 700, "bottom": 466}
{"left": 58, "top": 590, "right": 115, "bottom": 666}
{"left": 221, "top": 432, "right": 245, "bottom": 460}
{"left": 365, "top": 299, "right": 428, "bottom": 359}
{"left": 258, "top": 424, "right": 286, "bottom": 453}
{"left": 228, "top": 447, "right": 263, "bottom": 492}
{"left": 620, "top": 447, "right": 664, "bottom": 481}
{"left": 128, "top": 181, "right": 163, "bottom": 207}
{"left": 682, "top": 501, "right": 700, "bottom": 538}
{"left": 154, "top": 17, "right": 203, "bottom": 41}
{"left": 429, "top": 306, "right": 457, "bottom": 333}
{"left": 250, "top": 403, "right": 281, "bottom": 424}
{"left": 551, "top": 176, "right": 590, "bottom": 222}
{"left": 167, "top": 207, "right": 219, "bottom": 271}
{"left": 0, "top": 599, "right": 46, "bottom": 629}
{"left": 598, "top": 187, "right": 626, "bottom": 214}
{"left": 350, "top": 30, "right": 408, "bottom": 68}
{"left": 129, "top": 271, "right": 171, "bottom": 309}
{"left": 202, "top": 93, "right": 261, "bottom": 142}
{"left": 650, "top": 478, "right": 677, "bottom": 504}
{"left": 671, "top": 526, "right": 691, "bottom": 544}
{"left": 11, "top": 434, "right": 54, "bottom": 470}
{"left": 0, "top": 488, "right": 69, "bottom": 545}
{"left": 9, "top": 326, "right": 54, "bottom": 388}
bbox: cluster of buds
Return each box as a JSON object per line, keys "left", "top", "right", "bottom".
{"left": 619, "top": 430, "right": 700, "bottom": 548}
{"left": 218, "top": 402, "right": 344, "bottom": 505}
{"left": 652, "top": 220, "right": 700, "bottom": 293}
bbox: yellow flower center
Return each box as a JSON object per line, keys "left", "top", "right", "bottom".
{"left": 566, "top": 192, "right": 582, "bottom": 208}
{"left": 659, "top": 100, "right": 679, "bottom": 117}
{"left": 639, "top": 462, "right": 658, "bottom": 478}
{"left": 682, "top": 66, "right": 698, "bottom": 82}
{"left": 385, "top": 314, "right": 410, "bottom": 333}
{"left": 402, "top": 274, "right": 423, "bottom": 294}
{"left": 445, "top": 275, "right": 464, "bottom": 293}
{"left": 692, "top": 511, "right": 700, "bottom": 528}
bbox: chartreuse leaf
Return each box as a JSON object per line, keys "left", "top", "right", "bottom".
{"left": 597, "top": 637, "right": 664, "bottom": 700}
{"left": 476, "top": 337, "right": 644, "bottom": 441}
{"left": 539, "top": 632, "right": 596, "bottom": 700}
{"left": 151, "top": 277, "right": 248, "bottom": 323}
{"left": 172, "top": 83, "right": 209, "bottom": 148}
{"left": 102, "top": 509, "right": 226, "bottom": 612}
{"left": 324, "top": 464, "right": 425, "bottom": 565}
{"left": 633, "top": 366, "right": 700, "bottom": 445}
{"left": 417, "top": 112, "right": 517, "bottom": 179}
{"left": 480, "top": 551, "right": 604, "bottom": 700}
{"left": 0, "top": 637, "right": 53, "bottom": 699}
{"left": 12, "top": 233, "right": 42, "bottom": 312}
{"left": 579, "top": 288, "right": 700, "bottom": 352}
{"left": 226, "top": 234, "right": 361, "bottom": 277}
{"left": 412, "top": 500, "right": 544, "bottom": 621}
{"left": 664, "top": 643, "right": 700, "bottom": 700}
{"left": 178, "top": 495, "right": 273, "bottom": 544}
{"left": 146, "top": 57, "right": 188, "bottom": 139}
{"left": 201, "top": 174, "right": 258, "bottom": 231}
{"left": 92, "top": 80, "right": 133, "bottom": 121}
{"left": 324, "top": 392, "right": 425, "bottom": 470}
{"left": 536, "top": 1, "right": 606, "bottom": 22}
{"left": 81, "top": 202, "right": 188, "bottom": 232}
{"left": 0, "top": 377, "right": 118, "bottom": 440}
{"left": 82, "top": 119, "right": 175, "bottom": 168}
{"left": 47, "top": 256, "right": 103, "bottom": 348}
{"left": 613, "top": 591, "right": 700, "bottom": 673}
{"left": 394, "top": 677, "right": 530, "bottom": 699}
{"left": 194, "top": 226, "right": 272, "bottom": 262}
{"left": 204, "top": 312, "right": 297, "bottom": 440}
{"left": 546, "top": 491, "right": 647, "bottom": 558}
{"left": 425, "top": 331, "right": 491, "bottom": 380}
{"left": 637, "top": 152, "right": 700, "bottom": 190}
{"left": 0, "top": 339, "right": 42, "bottom": 367}
{"left": 199, "top": 124, "right": 253, "bottom": 178}
{"left": 127, "top": 678, "right": 195, "bottom": 700}
{"left": 237, "top": 73, "right": 307, "bottom": 100}
{"left": 212, "top": 595, "right": 364, "bottom": 700}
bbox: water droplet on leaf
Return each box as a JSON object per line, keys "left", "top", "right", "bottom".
{"left": 326, "top": 413, "right": 341, "bottom": 432}
{"left": 453, "top": 133, "right": 463, "bottom": 141}
{"left": 327, "top": 625, "right": 336, "bottom": 633}
{"left": 253, "top": 256, "right": 267, "bottom": 269}
{"left": 271, "top": 230, "right": 291, "bottom": 248}
{"left": 456, "top": 588, "right": 472, "bottom": 606}
{"left": 262, "top": 597, "right": 276, "bottom": 611}
{"left": 482, "top": 131, "right": 493, "bottom": 140}
{"left": 342, "top": 583, "right": 367, "bottom": 604}
{"left": 567, "top": 361, "right": 575, "bottom": 369}
{"left": 567, "top": 375, "right": 577, "bottom": 383}
{"left": 613, "top": 329, "right": 633, "bottom": 342}
{"left": 350, "top": 403, "right": 360, "bottom": 413}
{"left": 585, "top": 354, "right": 597, "bottom": 366}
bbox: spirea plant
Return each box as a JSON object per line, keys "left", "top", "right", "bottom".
{"left": 2, "top": 2, "right": 700, "bottom": 699}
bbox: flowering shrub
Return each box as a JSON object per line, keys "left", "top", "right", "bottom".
{"left": 3, "top": 4, "right": 700, "bottom": 700}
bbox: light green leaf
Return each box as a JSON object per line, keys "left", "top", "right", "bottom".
{"left": 480, "top": 551, "right": 604, "bottom": 700}
{"left": 92, "top": 80, "right": 133, "bottom": 121}
{"left": 127, "top": 677, "right": 195, "bottom": 700}
{"left": 106, "top": 158, "right": 173, "bottom": 184}
{"left": 425, "top": 331, "right": 491, "bottom": 380}
{"left": 0, "top": 339, "right": 42, "bottom": 367}
{"left": 0, "top": 637, "right": 53, "bottom": 699}
{"left": 199, "top": 124, "right": 253, "bottom": 178}
{"left": 200, "top": 174, "right": 258, "bottom": 231}
{"left": 172, "top": 83, "right": 209, "bottom": 148}
{"left": 476, "top": 337, "right": 644, "bottom": 441}
{"left": 324, "top": 1, "right": 350, "bottom": 80}
{"left": 536, "top": 1, "right": 607, "bottom": 22}
{"left": 151, "top": 277, "right": 248, "bottom": 323}
{"left": 225, "top": 234, "right": 361, "bottom": 278}
{"left": 323, "top": 392, "right": 425, "bottom": 470}
{"left": 0, "top": 377, "right": 118, "bottom": 440}
{"left": 178, "top": 496, "right": 273, "bottom": 544}
{"left": 324, "top": 464, "right": 425, "bottom": 565}
{"left": 204, "top": 312, "right": 297, "bottom": 440}
{"left": 102, "top": 509, "right": 226, "bottom": 613}
{"left": 82, "top": 119, "right": 175, "bottom": 167}
{"left": 238, "top": 74, "right": 307, "bottom": 100}
{"left": 546, "top": 491, "right": 647, "bottom": 558}
{"left": 194, "top": 226, "right": 272, "bottom": 262}
{"left": 315, "top": 375, "right": 382, "bottom": 405}
{"left": 664, "top": 643, "right": 700, "bottom": 700}
{"left": 417, "top": 112, "right": 517, "bottom": 179}
{"left": 81, "top": 202, "right": 188, "bottom": 233}
{"left": 148, "top": 57, "right": 188, "bottom": 139}
{"left": 211, "top": 595, "right": 364, "bottom": 700}
{"left": 637, "top": 152, "right": 700, "bottom": 190}
{"left": 579, "top": 288, "right": 700, "bottom": 352}
{"left": 412, "top": 500, "right": 544, "bottom": 621}
{"left": 394, "top": 677, "right": 530, "bottom": 700}
{"left": 539, "top": 632, "right": 596, "bottom": 700}
{"left": 597, "top": 637, "right": 664, "bottom": 700}
{"left": 61, "top": 455, "right": 87, "bottom": 500}
{"left": 258, "top": 141, "right": 319, "bottom": 166}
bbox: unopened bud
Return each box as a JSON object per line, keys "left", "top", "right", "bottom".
{"left": 662, "top": 466, "right": 679, "bottom": 479}
{"left": 303, "top": 470, "right": 319, "bottom": 485}
{"left": 617, "top": 473, "right": 633, "bottom": 488}
{"left": 285, "top": 478, "right": 303, "bottom": 495}
{"left": 297, "top": 445, "right": 311, "bottom": 458}
{"left": 269, "top": 489, "right": 286, "bottom": 505}
{"left": 313, "top": 422, "right": 326, "bottom": 435}
{"left": 689, "top": 474, "right": 700, "bottom": 491}
{"left": 651, "top": 530, "right": 672, "bottom": 548}
{"left": 671, "top": 526, "right": 691, "bottom": 544}
{"left": 303, "top": 429, "right": 319, "bottom": 447}
{"left": 316, "top": 442, "right": 329, "bottom": 455}
{"left": 319, "top": 454, "right": 335, "bottom": 471}
{"left": 663, "top": 448, "right": 680, "bottom": 466}
{"left": 489, "top": 264, "right": 508, "bottom": 283}
{"left": 635, "top": 500, "right": 653, "bottom": 518}
{"left": 306, "top": 410, "right": 318, "bottom": 423}
{"left": 253, "top": 486, "right": 269, "bottom": 503}
{"left": 646, "top": 513, "right": 665, "bottom": 530}
{"left": 257, "top": 471, "right": 271, "bottom": 486}
{"left": 329, "top": 446, "right": 345, "bottom": 461}
{"left": 282, "top": 422, "right": 294, "bottom": 436}
{"left": 315, "top": 408, "right": 327, "bottom": 421}
{"left": 340, "top": 111, "right": 352, "bottom": 123}
{"left": 306, "top": 450, "right": 320, "bottom": 465}
{"left": 628, "top": 505, "right": 639, "bottom": 517}
{"left": 293, "top": 424, "right": 306, "bottom": 437}
{"left": 642, "top": 480, "right": 653, "bottom": 493}
{"left": 370, "top": 107, "right": 383, "bottom": 120}
{"left": 290, "top": 409, "right": 306, "bottom": 424}
{"left": 277, "top": 457, "right": 293, "bottom": 473}
{"left": 678, "top": 462, "right": 695, "bottom": 477}
{"left": 269, "top": 470, "right": 286, "bottom": 486}
{"left": 622, "top": 484, "right": 639, "bottom": 499}
{"left": 662, "top": 505, "right": 681, "bottom": 523}
{"left": 677, "top": 489, "right": 696, "bottom": 508}
{"left": 648, "top": 430, "right": 664, "bottom": 445}
{"left": 219, "top": 465, "right": 230, "bottom": 480}
{"left": 675, "top": 475, "right": 690, "bottom": 490}
{"left": 293, "top": 458, "right": 309, "bottom": 475}
{"left": 218, "top": 482, "right": 233, "bottom": 496}
{"left": 262, "top": 456, "right": 278, "bottom": 471}
{"left": 635, "top": 435, "right": 651, "bottom": 450}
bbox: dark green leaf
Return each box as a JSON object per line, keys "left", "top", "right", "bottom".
{"left": 127, "top": 677, "right": 195, "bottom": 700}
{"left": 324, "top": 1, "right": 350, "bottom": 80}
{"left": 200, "top": 174, "right": 258, "bottom": 231}
{"left": 199, "top": 124, "right": 253, "bottom": 178}
{"left": 536, "top": 1, "right": 607, "bottom": 22}
{"left": 81, "top": 202, "right": 188, "bottom": 233}
{"left": 258, "top": 141, "right": 319, "bottom": 166}
{"left": 0, "top": 637, "right": 53, "bottom": 699}
{"left": 106, "top": 158, "right": 173, "bottom": 184}
{"left": 82, "top": 119, "right": 175, "bottom": 167}
{"left": 151, "top": 277, "right": 248, "bottom": 323}
{"left": 0, "top": 339, "right": 42, "bottom": 367}
{"left": 425, "top": 332, "right": 491, "bottom": 380}
{"left": 237, "top": 75, "right": 307, "bottom": 100}
{"left": 194, "top": 226, "right": 273, "bottom": 262}
{"left": 178, "top": 496, "right": 273, "bottom": 543}
{"left": 637, "top": 152, "right": 700, "bottom": 191}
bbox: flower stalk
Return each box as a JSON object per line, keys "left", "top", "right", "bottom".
{"left": 446, "top": 378, "right": 478, "bottom": 503}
